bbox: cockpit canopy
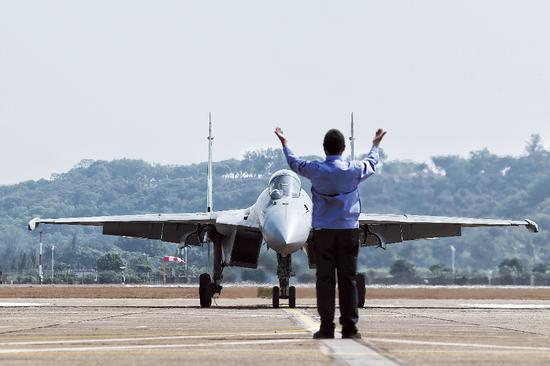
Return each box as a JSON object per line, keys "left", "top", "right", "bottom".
{"left": 269, "top": 172, "right": 301, "bottom": 199}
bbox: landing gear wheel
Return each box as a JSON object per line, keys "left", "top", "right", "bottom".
{"left": 272, "top": 286, "right": 280, "bottom": 308}
{"left": 199, "top": 273, "right": 213, "bottom": 308}
{"left": 288, "top": 286, "right": 296, "bottom": 308}
{"left": 356, "top": 273, "right": 366, "bottom": 308}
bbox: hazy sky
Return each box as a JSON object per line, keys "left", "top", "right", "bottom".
{"left": 1, "top": 1, "right": 549, "bottom": 185}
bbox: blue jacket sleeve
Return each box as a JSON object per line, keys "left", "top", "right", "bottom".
{"left": 358, "top": 146, "right": 380, "bottom": 182}
{"left": 283, "top": 146, "right": 317, "bottom": 179}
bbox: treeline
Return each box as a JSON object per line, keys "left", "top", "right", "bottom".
{"left": 0, "top": 135, "right": 549, "bottom": 284}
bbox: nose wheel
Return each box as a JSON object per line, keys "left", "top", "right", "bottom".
{"left": 288, "top": 286, "right": 296, "bottom": 308}
{"left": 272, "top": 286, "right": 279, "bottom": 308}
{"left": 272, "top": 285, "right": 296, "bottom": 308}
{"left": 273, "top": 254, "right": 296, "bottom": 308}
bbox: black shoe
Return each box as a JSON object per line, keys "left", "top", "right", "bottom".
{"left": 313, "top": 329, "right": 335, "bottom": 339}
{"left": 342, "top": 331, "right": 362, "bottom": 339}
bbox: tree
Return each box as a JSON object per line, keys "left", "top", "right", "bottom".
{"left": 71, "top": 233, "right": 77, "bottom": 252}
{"left": 532, "top": 263, "right": 549, "bottom": 274}
{"left": 98, "top": 271, "right": 121, "bottom": 284}
{"left": 96, "top": 252, "right": 124, "bottom": 271}
{"left": 525, "top": 134, "right": 545, "bottom": 156}
{"left": 498, "top": 258, "right": 528, "bottom": 276}
{"left": 1, "top": 135, "right": 550, "bottom": 279}
{"left": 241, "top": 269, "right": 268, "bottom": 283}
{"left": 429, "top": 264, "right": 451, "bottom": 277}
{"left": 114, "top": 237, "right": 166, "bottom": 257}
{"left": 390, "top": 259, "right": 416, "bottom": 281}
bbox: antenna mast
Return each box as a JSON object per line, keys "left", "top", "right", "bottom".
{"left": 207, "top": 113, "right": 213, "bottom": 212}
{"left": 349, "top": 112, "right": 355, "bottom": 160}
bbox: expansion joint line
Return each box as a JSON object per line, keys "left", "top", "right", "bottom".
{"left": 0, "top": 308, "right": 156, "bottom": 336}
{"left": 380, "top": 309, "right": 544, "bottom": 336}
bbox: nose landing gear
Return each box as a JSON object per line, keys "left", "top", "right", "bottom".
{"left": 273, "top": 254, "right": 296, "bottom": 308}
{"left": 272, "top": 284, "right": 296, "bottom": 308}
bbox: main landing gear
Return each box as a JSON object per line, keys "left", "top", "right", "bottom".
{"left": 199, "top": 231, "right": 224, "bottom": 308}
{"left": 272, "top": 254, "right": 296, "bottom": 308}
{"left": 356, "top": 273, "right": 366, "bottom": 308}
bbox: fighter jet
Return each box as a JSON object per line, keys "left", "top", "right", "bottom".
{"left": 28, "top": 115, "right": 539, "bottom": 308}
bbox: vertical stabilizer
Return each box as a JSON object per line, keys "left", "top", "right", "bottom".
{"left": 349, "top": 112, "right": 355, "bottom": 160}
{"left": 207, "top": 113, "right": 214, "bottom": 212}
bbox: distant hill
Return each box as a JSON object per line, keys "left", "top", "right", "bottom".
{"left": 1, "top": 136, "right": 549, "bottom": 281}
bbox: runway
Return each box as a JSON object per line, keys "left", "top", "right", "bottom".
{"left": 0, "top": 298, "right": 550, "bottom": 365}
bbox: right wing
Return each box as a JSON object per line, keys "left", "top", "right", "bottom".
{"left": 359, "top": 213, "right": 539, "bottom": 246}
{"left": 28, "top": 209, "right": 259, "bottom": 245}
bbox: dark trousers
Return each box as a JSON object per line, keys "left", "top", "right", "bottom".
{"left": 312, "top": 228, "right": 359, "bottom": 333}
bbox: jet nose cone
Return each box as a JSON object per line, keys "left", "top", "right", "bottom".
{"left": 265, "top": 222, "right": 299, "bottom": 247}
{"left": 262, "top": 206, "right": 309, "bottom": 253}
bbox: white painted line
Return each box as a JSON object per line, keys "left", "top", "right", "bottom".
{"left": 285, "top": 309, "right": 400, "bottom": 366}
{"left": 0, "top": 338, "right": 304, "bottom": 354}
{"left": 461, "top": 303, "right": 550, "bottom": 309}
{"left": 285, "top": 309, "right": 319, "bottom": 333}
{"left": 322, "top": 339, "right": 402, "bottom": 366}
{"left": 369, "top": 338, "right": 550, "bottom": 352}
{"left": 0, "top": 331, "right": 307, "bottom": 347}
{"left": 0, "top": 302, "right": 49, "bottom": 307}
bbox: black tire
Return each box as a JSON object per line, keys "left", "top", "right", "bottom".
{"left": 356, "top": 273, "right": 366, "bottom": 308}
{"left": 288, "top": 286, "right": 296, "bottom": 308}
{"left": 272, "top": 286, "right": 280, "bottom": 308}
{"left": 199, "top": 273, "right": 213, "bottom": 308}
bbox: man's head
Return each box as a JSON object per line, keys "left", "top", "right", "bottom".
{"left": 323, "top": 129, "right": 346, "bottom": 156}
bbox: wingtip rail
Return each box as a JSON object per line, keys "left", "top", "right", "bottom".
{"left": 525, "top": 219, "right": 540, "bottom": 233}
{"left": 28, "top": 217, "right": 40, "bottom": 231}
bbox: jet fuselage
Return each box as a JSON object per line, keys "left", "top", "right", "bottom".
{"left": 252, "top": 170, "right": 312, "bottom": 256}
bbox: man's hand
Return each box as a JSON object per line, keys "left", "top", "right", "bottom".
{"left": 372, "top": 128, "right": 387, "bottom": 147}
{"left": 274, "top": 127, "right": 288, "bottom": 147}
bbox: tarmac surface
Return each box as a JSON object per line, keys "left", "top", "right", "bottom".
{"left": 1, "top": 297, "right": 550, "bottom": 366}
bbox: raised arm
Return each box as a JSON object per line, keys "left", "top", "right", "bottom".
{"left": 274, "top": 127, "right": 317, "bottom": 179}
{"left": 358, "top": 128, "right": 387, "bottom": 182}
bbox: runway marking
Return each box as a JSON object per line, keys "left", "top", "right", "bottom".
{"left": 461, "top": 303, "right": 550, "bottom": 309}
{"left": 285, "top": 308, "right": 319, "bottom": 333}
{"left": 369, "top": 338, "right": 550, "bottom": 352}
{"left": 0, "top": 330, "right": 308, "bottom": 347}
{"left": 0, "top": 302, "right": 49, "bottom": 307}
{"left": 0, "top": 338, "right": 305, "bottom": 354}
{"left": 285, "top": 309, "right": 400, "bottom": 366}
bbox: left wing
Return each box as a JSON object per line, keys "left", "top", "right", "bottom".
{"left": 359, "top": 213, "right": 539, "bottom": 246}
{"left": 28, "top": 209, "right": 258, "bottom": 245}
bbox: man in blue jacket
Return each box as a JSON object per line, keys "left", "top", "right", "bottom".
{"left": 274, "top": 126, "right": 386, "bottom": 339}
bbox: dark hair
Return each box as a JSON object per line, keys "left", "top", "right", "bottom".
{"left": 323, "top": 129, "right": 346, "bottom": 155}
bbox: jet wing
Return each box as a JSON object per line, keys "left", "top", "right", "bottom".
{"left": 359, "top": 213, "right": 539, "bottom": 245}
{"left": 28, "top": 209, "right": 259, "bottom": 245}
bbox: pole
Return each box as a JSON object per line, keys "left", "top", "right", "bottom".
{"left": 207, "top": 112, "right": 213, "bottom": 213}
{"left": 39, "top": 232, "right": 43, "bottom": 285}
{"left": 450, "top": 245, "right": 456, "bottom": 279}
{"left": 51, "top": 245, "right": 55, "bottom": 283}
{"left": 184, "top": 246, "right": 189, "bottom": 284}
{"left": 206, "top": 114, "right": 214, "bottom": 276}
{"left": 163, "top": 262, "right": 166, "bottom": 285}
{"left": 349, "top": 112, "right": 355, "bottom": 160}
